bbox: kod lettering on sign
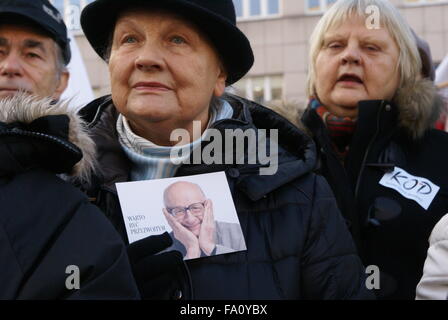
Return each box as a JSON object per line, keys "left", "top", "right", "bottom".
{"left": 379, "top": 167, "right": 440, "bottom": 210}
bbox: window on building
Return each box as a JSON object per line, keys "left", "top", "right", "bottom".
{"left": 234, "top": 0, "right": 244, "bottom": 17}
{"left": 70, "top": 0, "right": 81, "bottom": 7}
{"left": 50, "top": 0, "right": 94, "bottom": 31}
{"left": 250, "top": 0, "right": 262, "bottom": 16}
{"left": 267, "top": 0, "right": 280, "bottom": 14}
{"left": 252, "top": 77, "right": 265, "bottom": 104}
{"left": 403, "top": 0, "right": 448, "bottom": 5}
{"left": 270, "top": 76, "right": 283, "bottom": 101}
{"left": 52, "top": 0, "right": 65, "bottom": 14}
{"left": 305, "top": 0, "right": 337, "bottom": 14}
{"left": 234, "top": 0, "right": 281, "bottom": 19}
{"left": 230, "top": 75, "right": 283, "bottom": 105}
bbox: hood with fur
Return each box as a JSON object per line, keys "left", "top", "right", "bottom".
{"left": 394, "top": 78, "right": 445, "bottom": 139}
{"left": 271, "top": 78, "right": 445, "bottom": 140}
{"left": 0, "top": 93, "right": 96, "bottom": 182}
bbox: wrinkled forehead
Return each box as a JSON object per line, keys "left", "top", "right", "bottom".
{"left": 109, "top": 5, "right": 225, "bottom": 70}
{"left": 114, "top": 7, "right": 204, "bottom": 38}
{"left": 321, "top": 11, "right": 395, "bottom": 45}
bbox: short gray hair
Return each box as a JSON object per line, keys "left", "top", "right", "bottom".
{"left": 306, "top": 0, "right": 422, "bottom": 99}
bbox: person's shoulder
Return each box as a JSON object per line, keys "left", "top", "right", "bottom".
{"left": 425, "top": 128, "right": 448, "bottom": 141}
{"left": 429, "top": 213, "right": 448, "bottom": 245}
{"left": 395, "top": 128, "right": 448, "bottom": 163}
{"left": 215, "top": 220, "right": 241, "bottom": 231}
{"left": 285, "top": 172, "right": 332, "bottom": 202}
{"left": 2, "top": 169, "right": 92, "bottom": 226}
{"left": 409, "top": 128, "right": 448, "bottom": 164}
{"left": 214, "top": 221, "right": 245, "bottom": 249}
{"left": 0, "top": 170, "right": 107, "bottom": 270}
{"left": 410, "top": 127, "right": 448, "bottom": 152}
{"left": 224, "top": 93, "right": 308, "bottom": 134}
{"left": 18, "top": 169, "right": 87, "bottom": 196}
{"left": 78, "top": 94, "right": 113, "bottom": 124}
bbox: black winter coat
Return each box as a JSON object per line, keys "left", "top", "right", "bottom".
{"left": 0, "top": 95, "right": 140, "bottom": 299}
{"left": 301, "top": 81, "right": 448, "bottom": 300}
{"left": 79, "top": 94, "right": 373, "bottom": 300}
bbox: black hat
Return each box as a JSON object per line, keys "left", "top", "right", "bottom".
{"left": 81, "top": 0, "right": 254, "bottom": 84}
{"left": 0, "top": 0, "right": 71, "bottom": 64}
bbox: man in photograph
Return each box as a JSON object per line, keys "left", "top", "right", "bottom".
{"left": 163, "top": 181, "right": 246, "bottom": 259}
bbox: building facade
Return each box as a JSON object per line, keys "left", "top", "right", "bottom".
{"left": 54, "top": 0, "right": 448, "bottom": 107}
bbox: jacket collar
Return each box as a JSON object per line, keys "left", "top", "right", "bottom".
{"left": 0, "top": 94, "right": 96, "bottom": 182}
{"left": 301, "top": 78, "right": 442, "bottom": 141}
{"left": 302, "top": 99, "right": 403, "bottom": 191}
{"left": 82, "top": 96, "right": 130, "bottom": 192}
{"left": 179, "top": 94, "right": 317, "bottom": 201}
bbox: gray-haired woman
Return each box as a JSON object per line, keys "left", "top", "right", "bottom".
{"left": 77, "top": 0, "right": 372, "bottom": 300}
{"left": 301, "top": 0, "right": 448, "bottom": 299}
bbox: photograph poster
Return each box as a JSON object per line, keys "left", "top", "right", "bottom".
{"left": 116, "top": 172, "right": 247, "bottom": 260}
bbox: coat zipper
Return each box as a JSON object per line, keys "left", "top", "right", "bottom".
{"left": 354, "top": 101, "right": 385, "bottom": 200}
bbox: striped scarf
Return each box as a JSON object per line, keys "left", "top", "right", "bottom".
{"left": 116, "top": 99, "right": 234, "bottom": 181}
{"left": 310, "top": 98, "right": 357, "bottom": 160}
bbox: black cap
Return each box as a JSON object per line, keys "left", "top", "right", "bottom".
{"left": 81, "top": 0, "right": 254, "bottom": 85}
{"left": 0, "top": 0, "right": 71, "bottom": 64}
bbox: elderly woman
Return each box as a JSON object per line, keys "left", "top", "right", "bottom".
{"left": 78, "top": 0, "right": 372, "bottom": 300}
{"left": 301, "top": 0, "right": 448, "bottom": 300}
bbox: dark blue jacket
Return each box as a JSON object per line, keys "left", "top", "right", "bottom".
{"left": 0, "top": 96, "right": 140, "bottom": 299}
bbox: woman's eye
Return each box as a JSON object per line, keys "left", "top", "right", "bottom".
{"left": 366, "top": 45, "right": 378, "bottom": 51}
{"left": 328, "top": 43, "right": 342, "bottom": 49}
{"left": 123, "top": 36, "right": 137, "bottom": 44}
{"left": 170, "top": 36, "right": 186, "bottom": 45}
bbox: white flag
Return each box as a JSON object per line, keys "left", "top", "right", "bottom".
{"left": 60, "top": 31, "right": 95, "bottom": 110}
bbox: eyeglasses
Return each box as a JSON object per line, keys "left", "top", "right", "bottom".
{"left": 167, "top": 202, "right": 206, "bottom": 219}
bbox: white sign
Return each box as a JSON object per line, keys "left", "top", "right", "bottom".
{"left": 116, "top": 172, "right": 247, "bottom": 260}
{"left": 379, "top": 167, "right": 440, "bottom": 210}
{"left": 61, "top": 32, "right": 95, "bottom": 110}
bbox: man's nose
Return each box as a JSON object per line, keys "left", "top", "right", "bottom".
{"left": 0, "top": 53, "right": 24, "bottom": 77}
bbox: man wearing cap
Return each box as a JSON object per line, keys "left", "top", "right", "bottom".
{"left": 0, "top": 0, "right": 70, "bottom": 101}
{"left": 77, "top": 0, "right": 372, "bottom": 300}
{"left": 0, "top": 0, "right": 140, "bottom": 300}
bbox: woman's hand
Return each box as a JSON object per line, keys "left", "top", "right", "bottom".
{"left": 163, "top": 208, "right": 200, "bottom": 259}
{"left": 198, "top": 199, "right": 216, "bottom": 256}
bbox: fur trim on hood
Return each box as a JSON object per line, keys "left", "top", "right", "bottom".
{"left": 0, "top": 93, "right": 96, "bottom": 182}
{"left": 270, "top": 78, "right": 444, "bottom": 140}
{"left": 394, "top": 78, "right": 444, "bottom": 140}
{"left": 267, "top": 100, "right": 308, "bottom": 132}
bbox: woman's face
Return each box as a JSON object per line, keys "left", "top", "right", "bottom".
{"left": 314, "top": 15, "right": 400, "bottom": 118}
{"left": 109, "top": 10, "right": 226, "bottom": 136}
